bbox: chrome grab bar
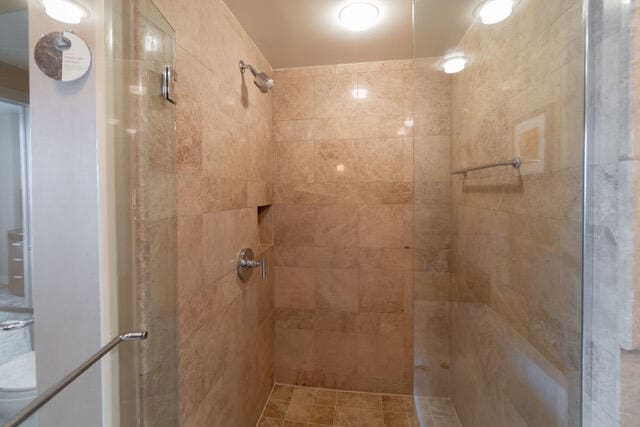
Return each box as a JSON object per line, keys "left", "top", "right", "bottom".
{"left": 4, "top": 331, "right": 147, "bottom": 427}
{"left": 451, "top": 157, "right": 521, "bottom": 176}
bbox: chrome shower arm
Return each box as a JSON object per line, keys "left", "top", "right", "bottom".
{"left": 239, "top": 60, "right": 257, "bottom": 77}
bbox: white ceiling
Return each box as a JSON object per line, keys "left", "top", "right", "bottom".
{"left": 0, "top": 9, "right": 29, "bottom": 70}
{"left": 414, "top": 0, "right": 477, "bottom": 58}
{"left": 222, "top": 0, "right": 479, "bottom": 69}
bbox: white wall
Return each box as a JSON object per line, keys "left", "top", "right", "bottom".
{"left": 29, "top": 0, "right": 108, "bottom": 425}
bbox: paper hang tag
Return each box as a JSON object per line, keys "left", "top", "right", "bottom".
{"left": 34, "top": 31, "right": 92, "bottom": 82}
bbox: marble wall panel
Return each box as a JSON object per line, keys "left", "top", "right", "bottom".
{"left": 273, "top": 61, "right": 420, "bottom": 394}
{"left": 152, "top": 0, "right": 275, "bottom": 425}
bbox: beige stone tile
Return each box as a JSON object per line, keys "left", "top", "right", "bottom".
{"left": 313, "top": 331, "right": 359, "bottom": 375}
{"left": 263, "top": 400, "right": 290, "bottom": 419}
{"left": 383, "top": 411, "right": 412, "bottom": 427}
{"left": 274, "top": 205, "right": 315, "bottom": 246}
{"left": 356, "top": 182, "right": 413, "bottom": 205}
{"left": 276, "top": 328, "right": 315, "bottom": 371}
{"left": 309, "top": 405, "right": 335, "bottom": 424}
{"left": 290, "top": 386, "right": 317, "bottom": 406}
{"left": 335, "top": 405, "right": 358, "bottom": 426}
{"left": 175, "top": 173, "right": 203, "bottom": 217}
{"left": 175, "top": 60, "right": 203, "bottom": 174}
{"left": 275, "top": 141, "right": 315, "bottom": 183}
{"left": 336, "top": 391, "right": 360, "bottom": 408}
{"left": 177, "top": 215, "right": 203, "bottom": 296}
{"left": 381, "top": 395, "right": 411, "bottom": 413}
{"left": 621, "top": 350, "right": 640, "bottom": 416}
{"left": 275, "top": 183, "right": 338, "bottom": 205}
{"left": 275, "top": 266, "right": 316, "bottom": 309}
{"left": 275, "top": 118, "right": 337, "bottom": 142}
{"left": 316, "top": 268, "right": 359, "bottom": 312}
{"left": 357, "top": 70, "right": 404, "bottom": 116}
{"left": 276, "top": 307, "right": 315, "bottom": 330}
{"left": 275, "top": 246, "right": 316, "bottom": 268}
{"left": 414, "top": 136, "right": 451, "bottom": 182}
{"left": 314, "top": 389, "right": 338, "bottom": 407}
{"left": 358, "top": 248, "right": 413, "bottom": 271}
{"left": 315, "top": 140, "right": 359, "bottom": 182}
{"left": 315, "top": 205, "right": 358, "bottom": 248}
{"left": 335, "top": 115, "right": 409, "bottom": 140}
{"left": 247, "top": 181, "right": 274, "bottom": 207}
{"left": 275, "top": 65, "right": 336, "bottom": 79}
{"left": 356, "top": 138, "right": 405, "bottom": 182}
{"left": 358, "top": 393, "right": 383, "bottom": 410}
{"left": 313, "top": 310, "right": 355, "bottom": 333}
{"left": 314, "top": 246, "right": 359, "bottom": 269}
{"left": 414, "top": 272, "right": 451, "bottom": 301}
{"left": 358, "top": 408, "right": 384, "bottom": 427}
{"left": 202, "top": 208, "right": 257, "bottom": 282}
{"left": 153, "top": 0, "right": 202, "bottom": 56}
{"left": 271, "top": 384, "right": 296, "bottom": 402}
{"left": 359, "top": 269, "right": 405, "bottom": 313}
{"left": 357, "top": 335, "right": 404, "bottom": 379}
{"left": 274, "top": 75, "right": 314, "bottom": 120}
{"left": 258, "top": 416, "right": 283, "bottom": 426}
{"left": 284, "top": 402, "right": 312, "bottom": 422}
{"left": 314, "top": 73, "right": 358, "bottom": 118}
{"left": 359, "top": 205, "right": 408, "bottom": 249}
{"left": 202, "top": 176, "right": 248, "bottom": 212}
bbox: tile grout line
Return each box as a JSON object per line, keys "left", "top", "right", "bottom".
{"left": 256, "top": 382, "right": 278, "bottom": 426}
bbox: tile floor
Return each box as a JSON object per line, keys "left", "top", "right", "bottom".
{"left": 257, "top": 384, "right": 461, "bottom": 427}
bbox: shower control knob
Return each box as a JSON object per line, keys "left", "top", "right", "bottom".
{"left": 237, "top": 248, "right": 266, "bottom": 282}
{"left": 240, "top": 259, "right": 261, "bottom": 268}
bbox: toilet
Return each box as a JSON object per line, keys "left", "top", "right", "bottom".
{"left": 0, "top": 351, "right": 37, "bottom": 426}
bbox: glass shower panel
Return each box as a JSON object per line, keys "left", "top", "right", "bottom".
{"left": 413, "top": 0, "right": 585, "bottom": 426}
{"left": 0, "top": 100, "right": 32, "bottom": 425}
{"left": 582, "top": 1, "right": 637, "bottom": 425}
{"left": 107, "top": 0, "right": 178, "bottom": 425}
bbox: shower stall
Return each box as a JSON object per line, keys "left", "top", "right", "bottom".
{"left": 5, "top": 0, "right": 639, "bottom": 425}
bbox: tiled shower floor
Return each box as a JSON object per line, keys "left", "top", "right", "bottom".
{"left": 257, "top": 384, "right": 461, "bottom": 427}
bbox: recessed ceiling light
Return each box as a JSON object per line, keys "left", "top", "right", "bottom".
{"left": 440, "top": 55, "right": 467, "bottom": 74}
{"left": 41, "top": 0, "right": 88, "bottom": 24}
{"left": 476, "top": 0, "right": 514, "bottom": 25}
{"left": 339, "top": 2, "right": 380, "bottom": 32}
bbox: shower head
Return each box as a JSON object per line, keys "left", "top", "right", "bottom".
{"left": 239, "top": 60, "right": 274, "bottom": 93}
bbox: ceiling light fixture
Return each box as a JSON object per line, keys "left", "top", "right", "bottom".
{"left": 41, "top": 0, "right": 88, "bottom": 24}
{"left": 440, "top": 55, "right": 468, "bottom": 74}
{"left": 339, "top": 2, "right": 380, "bottom": 31}
{"left": 475, "top": 0, "right": 515, "bottom": 25}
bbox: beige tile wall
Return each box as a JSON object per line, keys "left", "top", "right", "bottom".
{"left": 271, "top": 60, "right": 443, "bottom": 395}
{"left": 152, "top": 0, "right": 275, "bottom": 425}
{"left": 620, "top": 3, "right": 640, "bottom": 426}
{"left": 450, "top": 0, "right": 584, "bottom": 425}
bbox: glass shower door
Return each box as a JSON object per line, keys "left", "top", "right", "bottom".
{"left": 108, "top": 0, "right": 179, "bottom": 425}
{"left": 0, "top": 99, "right": 33, "bottom": 426}
{"left": 412, "top": 0, "right": 585, "bottom": 425}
